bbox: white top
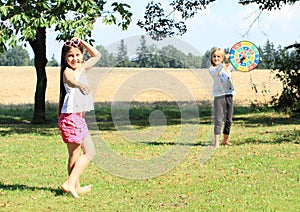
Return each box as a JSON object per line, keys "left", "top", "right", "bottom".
{"left": 209, "top": 63, "right": 235, "bottom": 97}
{"left": 61, "top": 67, "right": 94, "bottom": 113}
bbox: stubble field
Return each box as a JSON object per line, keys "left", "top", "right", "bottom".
{"left": 0, "top": 66, "right": 282, "bottom": 106}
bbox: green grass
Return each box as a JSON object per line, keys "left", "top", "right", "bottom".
{"left": 0, "top": 104, "right": 299, "bottom": 211}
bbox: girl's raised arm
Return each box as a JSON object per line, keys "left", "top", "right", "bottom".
{"left": 80, "top": 39, "right": 101, "bottom": 70}
{"left": 209, "top": 63, "right": 223, "bottom": 76}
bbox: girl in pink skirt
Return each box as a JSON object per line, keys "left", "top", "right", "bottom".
{"left": 58, "top": 38, "right": 101, "bottom": 198}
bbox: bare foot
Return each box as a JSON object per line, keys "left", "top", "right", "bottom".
{"left": 62, "top": 182, "right": 80, "bottom": 198}
{"left": 77, "top": 185, "right": 92, "bottom": 194}
{"left": 222, "top": 141, "right": 233, "bottom": 146}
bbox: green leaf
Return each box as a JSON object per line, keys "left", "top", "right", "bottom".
{"left": 8, "top": 38, "right": 17, "bottom": 48}
{"left": 49, "top": 16, "right": 56, "bottom": 25}
{"left": 0, "top": 5, "right": 8, "bottom": 17}
{"left": 22, "top": 28, "right": 36, "bottom": 40}
{"left": 10, "top": 14, "right": 22, "bottom": 24}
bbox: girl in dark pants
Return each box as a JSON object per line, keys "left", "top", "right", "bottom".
{"left": 209, "top": 48, "right": 235, "bottom": 147}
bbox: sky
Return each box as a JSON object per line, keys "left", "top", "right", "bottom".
{"left": 26, "top": 0, "right": 300, "bottom": 60}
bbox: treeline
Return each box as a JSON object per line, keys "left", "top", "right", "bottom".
{"left": 94, "top": 36, "right": 203, "bottom": 68}
{"left": 0, "top": 46, "right": 32, "bottom": 66}
{"left": 0, "top": 46, "right": 58, "bottom": 67}
{"left": 0, "top": 37, "right": 285, "bottom": 69}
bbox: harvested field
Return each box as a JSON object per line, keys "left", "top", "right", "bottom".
{"left": 0, "top": 66, "right": 282, "bottom": 106}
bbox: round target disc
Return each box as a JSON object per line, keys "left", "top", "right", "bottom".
{"left": 229, "top": 41, "right": 260, "bottom": 72}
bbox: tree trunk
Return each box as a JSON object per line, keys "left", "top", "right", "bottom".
{"left": 29, "top": 27, "right": 48, "bottom": 124}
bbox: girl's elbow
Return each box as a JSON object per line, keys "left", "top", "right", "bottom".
{"left": 65, "top": 80, "right": 78, "bottom": 88}
{"left": 95, "top": 52, "right": 101, "bottom": 59}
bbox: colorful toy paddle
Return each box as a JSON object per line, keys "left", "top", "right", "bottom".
{"left": 229, "top": 41, "right": 260, "bottom": 72}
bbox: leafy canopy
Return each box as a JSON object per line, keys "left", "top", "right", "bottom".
{"left": 0, "top": 0, "right": 132, "bottom": 52}
{"left": 137, "top": 0, "right": 299, "bottom": 40}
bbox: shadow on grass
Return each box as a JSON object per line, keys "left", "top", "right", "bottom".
{"left": 0, "top": 103, "right": 58, "bottom": 124}
{"left": 138, "top": 140, "right": 211, "bottom": 146}
{"left": 0, "top": 123, "right": 60, "bottom": 137}
{"left": 0, "top": 103, "right": 59, "bottom": 136}
{"left": 0, "top": 102, "right": 298, "bottom": 137}
{"left": 234, "top": 129, "right": 300, "bottom": 145}
{"left": 94, "top": 101, "right": 212, "bottom": 130}
{"left": 0, "top": 101, "right": 211, "bottom": 134}
{"left": 234, "top": 114, "right": 300, "bottom": 127}
{"left": 0, "top": 182, "right": 64, "bottom": 197}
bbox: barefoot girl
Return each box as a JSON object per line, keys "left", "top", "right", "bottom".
{"left": 58, "top": 38, "right": 101, "bottom": 198}
{"left": 209, "top": 48, "right": 235, "bottom": 148}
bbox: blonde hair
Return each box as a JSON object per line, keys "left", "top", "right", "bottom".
{"left": 210, "top": 48, "right": 227, "bottom": 67}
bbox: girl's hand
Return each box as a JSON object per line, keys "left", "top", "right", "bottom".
{"left": 71, "top": 37, "right": 80, "bottom": 41}
{"left": 225, "top": 63, "right": 230, "bottom": 68}
{"left": 225, "top": 54, "right": 230, "bottom": 61}
{"left": 78, "top": 83, "right": 91, "bottom": 95}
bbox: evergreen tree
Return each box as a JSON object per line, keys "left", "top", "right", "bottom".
{"left": 47, "top": 54, "right": 58, "bottom": 66}
{"left": 261, "top": 40, "right": 276, "bottom": 69}
{"left": 135, "top": 35, "right": 149, "bottom": 67}
{"left": 116, "top": 39, "right": 129, "bottom": 67}
{"left": 95, "top": 45, "right": 117, "bottom": 67}
{"left": 147, "top": 44, "right": 163, "bottom": 68}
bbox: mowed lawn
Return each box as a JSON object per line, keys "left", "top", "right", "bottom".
{"left": 0, "top": 67, "right": 299, "bottom": 211}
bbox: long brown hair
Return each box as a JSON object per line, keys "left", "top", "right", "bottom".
{"left": 58, "top": 42, "right": 84, "bottom": 116}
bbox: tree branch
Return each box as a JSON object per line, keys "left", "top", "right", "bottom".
{"left": 241, "top": 9, "right": 264, "bottom": 38}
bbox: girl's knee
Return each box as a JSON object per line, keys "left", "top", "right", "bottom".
{"left": 83, "top": 136, "right": 96, "bottom": 160}
{"left": 86, "top": 148, "right": 96, "bottom": 160}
